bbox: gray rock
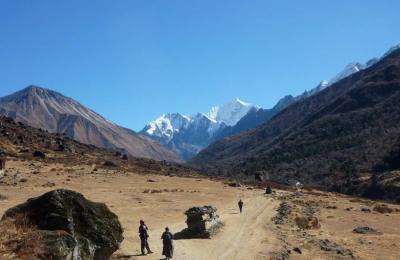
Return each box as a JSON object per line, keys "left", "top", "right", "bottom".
{"left": 311, "top": 239, "right": 355, "bottom": 259}
{"left": 175, "top": 206, "right": 222, "bottom": 239}
{"left": 2, "top": 189, "right": 123, "bottom": 260}
{"left": 353, "top": 226, "right": 381, "bottom": 235}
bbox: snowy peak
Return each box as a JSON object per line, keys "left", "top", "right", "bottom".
{"left": 323, "top": 43, "right": 400, "bottom": 87}
{"left": 143, "top": 113, "right": 191, "bottom": 139}
{"left": 141, "top": 98, "right": 256, "bottom": 160}
{"left": 206, "top": 98, "right": 256, "bottom": 126}
{"left": 328, "top": 62, "right": 364, "bottom": 85}
{"left": 143, "top": 98, "right": 256, "bottom": 139}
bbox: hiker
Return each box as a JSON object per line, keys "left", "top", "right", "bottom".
{"left": 161, "top": 227, "right": 174, "bottom": 260}
{"left": 138, "top": 220, "right": 153, "bottom": 255}
{"left": 238, "top": 199, "right": 244, "bottom": 213}
{"left": 295, "top": 181, "right": 303, "bottom": 192}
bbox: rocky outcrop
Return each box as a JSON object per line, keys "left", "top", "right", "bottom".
{"left": 272, "top": 201, "right": 292, "bottom": 225}
{"left": 175, "top": 206, "right": 222, "bottom": 239}
{"left": 309, "top": 239, "right": 355, "bottom": 259}
{"left": 1, "top": 189, "right": 123, "bottom": 260}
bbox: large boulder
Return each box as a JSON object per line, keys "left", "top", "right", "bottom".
{"left": 1, "top": 189, "right": 123, "bottom": 260}
{"left": 178, "top": 206, "right": 222, "bottom": 238}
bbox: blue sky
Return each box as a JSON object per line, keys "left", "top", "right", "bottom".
{"left": 1, "top": 1, "right": 399, "bottom": 130}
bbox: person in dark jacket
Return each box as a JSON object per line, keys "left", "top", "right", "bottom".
{"left": 138, "top": 220, "right": 153, "bottom": 255}
{"left": 238, "top": 199, "right": 244, "bottom": 213}
{"left": 161, "top": 227, "right": 174, "bottom": 260}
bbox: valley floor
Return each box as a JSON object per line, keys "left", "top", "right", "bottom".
{"left": 1, "top": 158, "right": 400, "bottom": 259}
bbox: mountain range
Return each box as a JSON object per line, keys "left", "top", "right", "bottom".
{"left": 1, "top": 44, "right": 398, "bottom": 174}
{"left": 0, "top": 86, "right": 181, "bottom": 162}
{"left": 141, "top": 57, "right": 378, "bottom": 160}
{"left": 140, "top": 99, "right": 255, "bottom": 160}
{"left": 190, "top": 46, "right": 400, "bottom": 201}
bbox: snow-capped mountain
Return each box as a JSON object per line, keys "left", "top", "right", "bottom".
{"left": 328, "top": 62, "right": 365, "bottom": 85}
{"left": 143, "top": 44, "right": 400, "bottom": 161}
{"left": 144, "top": 113, "right": 192, "bottom": 141}
{"left": 206, "top": 98, "right": 256, "bottom": 126}
{"left": 0, "top": 86, "right": 181, "bottom": 162}
{"left": 325, "top": 54, "right": 382, "bottom": 87}
{"left": 140, "top": 99, "right": 256, "bottom": 160}
{"left": 214, "top": 53, "right": 386, "bottom": 141}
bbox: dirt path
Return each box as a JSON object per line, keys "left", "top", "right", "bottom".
{"left": 131, "top": 193, "right": 279, "bottom": 260}
{"left": 178, "top": 195, "right": 279, "bottom": 260}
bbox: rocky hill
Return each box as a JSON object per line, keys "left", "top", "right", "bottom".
{"left": 214, "top": 60, "right": 380, "bottom": 141}
{"left": 191, "top": 48, "right": 400, "bottom": 201}
{"left": 0, "top": 115, "right": 194, "bottom": 176}
{"left": 0, "top": 86, "right": 181, "bottom": 162}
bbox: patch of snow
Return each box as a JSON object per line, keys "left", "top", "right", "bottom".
{"left": 206, "top": 98, "right": 255, "bottom": 126}
{"left": 327, "top": 62, "right": 364, "bottom": 86}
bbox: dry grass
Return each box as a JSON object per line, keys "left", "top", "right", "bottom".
{"left": 0, "top": 214, "right": 43, "bottom": 259}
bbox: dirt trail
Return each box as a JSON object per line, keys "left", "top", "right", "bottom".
{"left": 178, "top": 195, "right": 279, "bottom": 260}
{"left": 133, "top": 193, "right": 279, "bottom": 260}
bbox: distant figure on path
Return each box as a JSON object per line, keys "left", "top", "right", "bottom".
{"left": 295, "top": 181, "right": 303, "bottom": 192}
{"left": 138, "top": 220, "right": 153, "bottom": 255}
{"left": 238, "top": 199, "right": 244, "bottom": 213}
{"left": 161, "top": 227, "right": 174, "bottom": 260}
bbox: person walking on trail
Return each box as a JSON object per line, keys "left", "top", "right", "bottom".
{"left": 295, "top": 181, "right": 303, "bottom": 192}
{"left": 161, "top": 227, "right": 174, "bottom": 260}
{"left": 138, "top": 220, "right": 153, "bottom": 255}
{"left": 238, "top": 199, "right": 244, "bottom": 213}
